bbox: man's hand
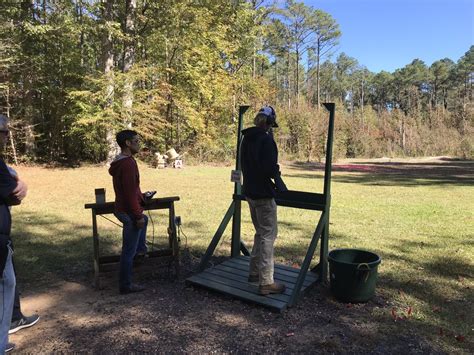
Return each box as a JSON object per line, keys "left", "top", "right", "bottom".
{"left": 12, "top": 179, "right": 28, "bottom": 201}
{"left": 274, "top": 175, "right": 288, "bottom": 192}
{"left": 136, "top": 217, "right": 145, "bottom": 229}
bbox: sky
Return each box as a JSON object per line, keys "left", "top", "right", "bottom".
{"left": 302, "top": 0, "right": 473, "bottom": 73}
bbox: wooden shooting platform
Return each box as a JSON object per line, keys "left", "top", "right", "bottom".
{"left": 186, "top": 103, "right": 335, "bottom": 311}
{"left": 187, "top": 255, "right": 318, "bottom": 311}
{"left": 84, "top": 196, "right": 180, "bottom": 289}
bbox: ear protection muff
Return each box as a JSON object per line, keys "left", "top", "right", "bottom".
{"left": 256, "top": 105, "right": 278, "bottom": 127}
{"left": 266, "top": 106, "right": 276, "bottom": 125}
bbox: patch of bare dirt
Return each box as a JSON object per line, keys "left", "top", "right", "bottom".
{"left": 11, "top": 256, "right": 444, "bottom": 354}
{"left": 287, "top": 156, "right": 474, "bottom": 186}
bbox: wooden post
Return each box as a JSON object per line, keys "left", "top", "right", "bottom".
{"left": 168, "top": 201, "right": 180, "bottom": 278}
{"left": 320, "top": 103, "right": 335, "bottom": 282}
{"left": 231, "top": 105, "right": 249, "bottom": 258}
{"left": 92, "top": 210, "right": 100, "bottom": 289}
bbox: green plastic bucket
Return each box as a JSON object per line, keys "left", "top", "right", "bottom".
{"left": 328, "top": 249, "right": 381, "bottom": 303}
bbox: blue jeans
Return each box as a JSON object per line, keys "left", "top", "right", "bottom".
{"left": 0, "top": 243, "right": 15, "bottom": 353}
{"left": 114, "top": 213, "right": 148, "bottom": 290}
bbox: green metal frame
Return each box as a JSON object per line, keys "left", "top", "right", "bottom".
{"left": 198, "top": 103, "right": 335, "bottom": 307}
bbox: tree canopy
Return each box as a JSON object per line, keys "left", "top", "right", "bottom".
{"left": 1, "top": 0, "right": 472, "bottom": 164}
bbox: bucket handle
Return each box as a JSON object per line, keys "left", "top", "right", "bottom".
{"left": 357, "top": 263, "right": 371, "bottom": 282}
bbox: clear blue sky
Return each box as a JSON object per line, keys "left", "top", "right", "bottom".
{"left": 303, "top": 0, "right": 473, "bottom": 73}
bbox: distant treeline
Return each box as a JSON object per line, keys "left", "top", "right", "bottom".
{"left": 1, "top": 1, "right": 472, "bottom": 164}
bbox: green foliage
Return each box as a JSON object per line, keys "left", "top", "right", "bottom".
{"left": 0, "top": 1, "right": 472, "bottom": 163}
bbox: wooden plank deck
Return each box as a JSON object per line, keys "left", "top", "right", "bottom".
{"left": 186, "top": 256, "right": 319, "bottom": 312}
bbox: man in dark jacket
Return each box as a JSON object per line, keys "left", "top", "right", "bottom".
{"left": 109, "top": 130, "right": 148, "bottom": 294}
{"left": 0, "top": 114, "right": 29, "bottom": 352}
{"left": 241, "top": 106, "right": 287, "bottom": 295}
{"left": 8, "top": 167, "right": 40, "bottom": 336}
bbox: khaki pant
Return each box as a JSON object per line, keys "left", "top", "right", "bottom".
{"left": 247, "top": 197, "right": 277, "bottom": 286}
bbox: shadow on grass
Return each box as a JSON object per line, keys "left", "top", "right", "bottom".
{"left": 385, "top": 238, "right": 473, "bottom": 277}
{"left": 183, "top": 220, "right": 206, "bottom": 230}
{"left": 12, "top": 211, "right": 97, "bottom": 285}
{"left": 287, "top": 160, "right": 474, "bottom": 187}
{"left": 12, "top": 209, "right": 174, "bottom": 285}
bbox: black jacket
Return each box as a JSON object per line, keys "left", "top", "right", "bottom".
{"left": 0, "top": 159, "right": 16, "bottom": 274}
{"left": 241, "top": 127, "right": 280, "bottom": 199}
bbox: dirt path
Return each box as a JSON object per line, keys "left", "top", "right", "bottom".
{"left": 11, "top": 267, "right": 440, "bottom": 354}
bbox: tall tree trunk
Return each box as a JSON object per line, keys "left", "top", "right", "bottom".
{"left": 400, "top": 115, "right": 406, "bottom": 152}
{"left": 316, "top": 42, "right": 321, "bottom": 110}
{"left": 295, "top": 48, "right": 299, "bottom": 106}
{"left": 25, "top": 124, "right": 36, "bottom": 157}
{"left": 77, "top": 0, "right": 85, "bottom": 68}
{"left": 102, "top": 0, "right": 117, "bottom": 163}
{"left": 287, "top": 48, "right": 291, "bottom": 110}
{"left": 20, "top": 0, "right": 36, "bottom": 158}
{"left": 5, "top": 87, "right": 18, "bottom": 165}
{"left": 350, "top": 84, "right": 354, "bottom": 117}
{"left": 252, "top": 44, "right": 256, "bottom": 79}
{"left": 122, "top": 0, "right": 136, "bottom": 128}
{"left": 165, "top": 38, "right": 173, "bottom": 148}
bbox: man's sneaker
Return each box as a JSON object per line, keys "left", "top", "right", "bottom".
{"left": 259, "top": 282, "right": 286, "bottom": 295}
{"left": 5, "top": 342, "right": 15, "bottom": 353}
{"left": 9, "top": 314, "right": 40, "bottom": 334}
{"left": 248, "top": 274, "right": 259, "bottom": 283}
{"left": 119, "top": 283, "right": 146, "bottom": 295}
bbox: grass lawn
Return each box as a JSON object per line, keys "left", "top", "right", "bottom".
{"left": 11, "top": 159, "right": 473, "bottom": 353}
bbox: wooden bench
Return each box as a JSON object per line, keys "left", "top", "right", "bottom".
{"left": 84, "top": 196, "right": 180, "bottom": 288}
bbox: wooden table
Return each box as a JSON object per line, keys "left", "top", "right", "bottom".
{"left": 84, "top": 196, "right": 180, "bottom": 288}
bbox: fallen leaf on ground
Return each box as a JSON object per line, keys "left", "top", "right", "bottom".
{"left": 391, "top": 308, "right": 397, "bottom": 320}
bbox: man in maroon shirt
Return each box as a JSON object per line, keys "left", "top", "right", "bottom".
{"left": 109, "top": 130, "right": 148, "bottom": 294}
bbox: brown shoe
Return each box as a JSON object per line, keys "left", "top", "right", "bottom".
{"left": 259, "top": 282, "right": 286, "bottom": 295}
{"left": 248, "top": 274, "right": 259, "bottom": 283}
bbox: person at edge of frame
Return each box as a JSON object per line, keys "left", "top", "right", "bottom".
{"left": 240, "top": 106, "right": 288, "bottom": 296}
{"left": 5, "top": 166, "right": 40, "bottom": 337}
{"left": 0, "top": 114, "right": 31, "bottom": 353}
{"left": 109, "top": 129, "right": 149, "bottom": 295}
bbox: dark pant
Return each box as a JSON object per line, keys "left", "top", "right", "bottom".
{"left": 12, "top": 286, "right": 21, "bottom": 321}
{"left": 11, "top": 254, "right": 22, "bottom": 322}
{"left": 115, "top": 213, "right": 148, "bottom": 290}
